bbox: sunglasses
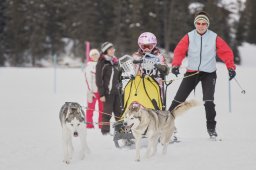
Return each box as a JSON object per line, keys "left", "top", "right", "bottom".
{"left": 140, "top": 44, "right": 155, "bottom": 50}
{"left": 196, "top": 22, "right": 208, "bottom": 26}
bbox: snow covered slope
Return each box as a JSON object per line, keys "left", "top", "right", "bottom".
{"left": 0, "top": 61, "right": 255, "bottom": 170}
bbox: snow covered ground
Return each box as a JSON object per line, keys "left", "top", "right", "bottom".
{"left": 239, "top": 43, "right": 256, "bottom": 67}
{"left": 0, "top": 53, "right": 256, "bottom": 170}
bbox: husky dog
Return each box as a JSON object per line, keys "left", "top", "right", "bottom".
{"left": 123, "top": 99, "right": 199, "bottom": 161}
{"left": 59, "top": 102, "right": 90, "bottom": 164}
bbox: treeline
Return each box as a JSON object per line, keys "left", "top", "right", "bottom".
{"left": 0, "top": 0, "right": 255, "bottom": 66}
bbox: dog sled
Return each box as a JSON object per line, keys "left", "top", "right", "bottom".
{"left": 113, "top": 54, "right": 172, "bottom": 148}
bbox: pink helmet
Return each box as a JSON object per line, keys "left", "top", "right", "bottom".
{"left": 138, "top": 32, "right": 157, "bottom": 52}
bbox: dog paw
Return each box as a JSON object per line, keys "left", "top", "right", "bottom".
{"left": 135, "top": 156, "right": 140, "bottom": 162}
{"left": 63, "top": 159, "right": 71, "bottom": 164}
{"left": 135, "top": 158, "right": 140, "bottom": 162}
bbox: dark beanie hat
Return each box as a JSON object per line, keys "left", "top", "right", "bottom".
{"left": 101, "top": 42, "right": 114, "bottom": 53}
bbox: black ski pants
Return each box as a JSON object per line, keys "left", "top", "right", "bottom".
{"left": 168, "top": 71, "right": 217, "bottom": 130}
{"left": 101, "top": 93, "right": 122, "bottom": 133}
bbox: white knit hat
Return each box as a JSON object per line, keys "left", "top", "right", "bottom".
{"left": 194, "top": 13, "right": 210, "bottom": 27}
{"left": 101, "top": 42, "right": 114, "bottom": 53}
{"left": 89, "top": 49, "right": 100, "bottom": 57}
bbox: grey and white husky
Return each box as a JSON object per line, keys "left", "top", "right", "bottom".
{"left": 59, "top": 102, "right": 90, "bottom": 164}
{"left": 123, "top": 99, "right": 199, "bottom": 161}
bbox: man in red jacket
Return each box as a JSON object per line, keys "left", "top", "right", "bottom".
{"left": 169, "top": 11, "right": 236, "bottom": 138}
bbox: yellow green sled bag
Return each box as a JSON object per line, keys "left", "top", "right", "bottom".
{"left": 122, "top": 75, "right": 163, "bottom": 115}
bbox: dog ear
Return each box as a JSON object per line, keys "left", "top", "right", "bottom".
{"left": 128, "top": 103, "right": 141, "bottom": 112}
{"left": 134, "top": 105, "right": 142, "bottom": 112}
{"left": 128, "top": 104, "right": 133, "bottom": 110}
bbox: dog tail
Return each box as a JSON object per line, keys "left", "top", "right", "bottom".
{"left": 172, "top": 99, "right": 200, "bottom": 117}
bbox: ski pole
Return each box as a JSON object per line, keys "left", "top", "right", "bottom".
{"left": 234, "top": 78, "right": 246, "bottom": 94}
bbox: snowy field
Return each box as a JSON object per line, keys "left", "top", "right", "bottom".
{"left": 1, "top": 54, "right": 256, "bottom": 169}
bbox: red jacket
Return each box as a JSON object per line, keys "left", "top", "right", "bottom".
{"left": 172, "top": 34, "right": 236, "bottom": 71}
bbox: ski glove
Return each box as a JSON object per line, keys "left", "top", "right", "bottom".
{"left": 228, "top": 69, "right": 236, "bottom": 81}
{"left": 171, "top": 66, "right": 180, "bottom": 77}
{"left": 154, "top": 64, "right": 169, "bottom": 75}
{"left": 87, "top": 91, "right": 95, "bottom": 103}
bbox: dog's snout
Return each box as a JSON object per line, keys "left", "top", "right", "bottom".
{"left": 73, "top": 131, "right": 78, "bottom": 137}
{"left": 123, "top": 122, "right": 127, "bottom": 126}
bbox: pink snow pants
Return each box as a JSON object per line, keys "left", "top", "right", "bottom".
{"left": 86, "top": 92, "right": 103, "bottom": 128}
